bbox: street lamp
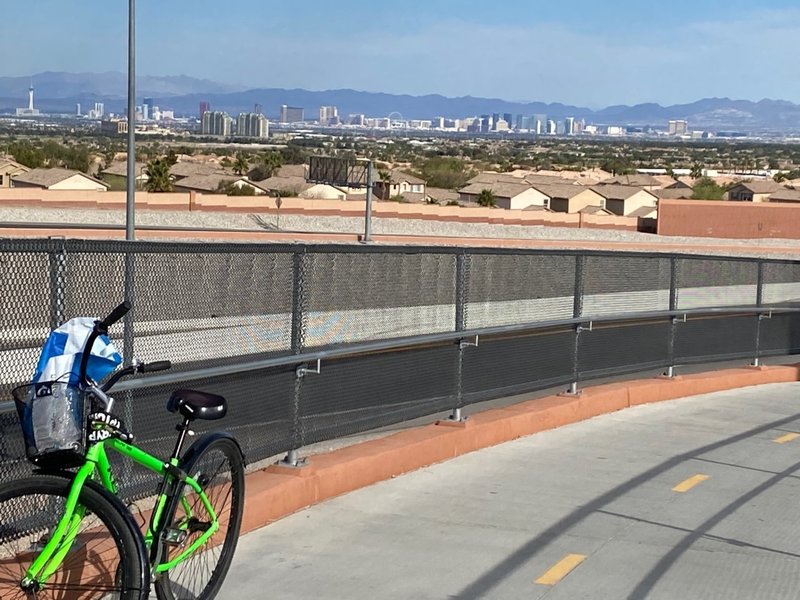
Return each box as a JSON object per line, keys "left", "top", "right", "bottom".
{"left": 125, "top": 0, "right": 136, "bottom": 241}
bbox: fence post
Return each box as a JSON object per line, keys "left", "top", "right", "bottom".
{"left": 664, "top": 257, "right": 679, "bottom": 378}
{"left": 567, "top": 254, "right": 585, "bottom": 395}
{"left": 752, "top": 261, "right": 765, "bottom": 367}
{"left": 451, "top": 251, "right": 469, "bottom": 421}
{"left": 47, "top": 237, "right": 67, "bottom": 329}
{"left": 283, "top": 250, "right": 307, "bottom": 466}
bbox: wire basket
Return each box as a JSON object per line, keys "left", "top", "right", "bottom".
{"left": 12, "top": 381, "right": 89, "bottom": 469}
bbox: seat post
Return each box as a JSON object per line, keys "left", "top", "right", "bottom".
{"left": 171, "top": 417, "right": 193, "bottom": 461}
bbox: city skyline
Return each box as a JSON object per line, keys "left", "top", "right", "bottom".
{"left": 1, "top": 1, "right": 800, "bottom": 107}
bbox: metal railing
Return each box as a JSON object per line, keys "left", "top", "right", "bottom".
{"left": 1, "top": 238, "right": 799, "bottom": 491}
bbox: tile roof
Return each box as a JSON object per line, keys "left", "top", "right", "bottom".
{"left": 101, "top": 161, "right": 148, "bottom": 177}
{"left": 733, "top": 180, "right": 784, "bottom": 194}
{"left": 600, "top": 174, "right": 661, "bottom": 187}
{"left": 173, "top": 173, "right": 237, "bottom": 192}
{"left": 590, "top": 184, "right": 656, "bottom": 201}
{"left": 12, "top": 168, "right": 108, "bottom": 189}
{"left": 654, "top": 188, "right": 695, "bottom": 199}
{"left": 579, "top": 205, "right": 614, "bottom": 215}
{"left": 768, "top": 188, "right": 800, "bottom": 202}
{"left": 628, "top": 206, "right": 659, "bottom": 218}
{"left": 459, "top": 181, "right": 534, "bottom": 199}
{"left": 531, "top": 183, "right": 598, "bottom": 200}
{"left": 170, "top": 161, "right": 232, "bottom": 179}
{"left": 387, "top": 169, "right": 426, "bottom": 185}
{"left": 426, "top": 187, "right": 459, "bottom": 203}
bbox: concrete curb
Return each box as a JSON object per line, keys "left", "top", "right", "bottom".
{"left": 239, "top": 364, "right": 800, "bottom": 535}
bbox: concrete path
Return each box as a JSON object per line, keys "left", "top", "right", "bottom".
{"left": 218, "top": 383, "right": 800, "bottom": 599}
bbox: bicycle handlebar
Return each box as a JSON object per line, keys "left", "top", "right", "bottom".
{"left": 98, "top": 301, "right": 131, "bottom": 333}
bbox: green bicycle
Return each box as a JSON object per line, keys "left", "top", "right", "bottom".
{"left": 0, "top": 302, "right": 245, "bottom": 600}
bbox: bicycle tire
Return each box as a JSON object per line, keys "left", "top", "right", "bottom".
{"left": 0, "top": 474, "right": 149, "bottom": 600}
{"left": 155, "top": 435, "right": 245, "bottom": 600}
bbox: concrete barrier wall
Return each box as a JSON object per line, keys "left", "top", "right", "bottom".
{"left": 0, "top": 189, "right": 640, "bottom": 231}
{"left": 658, "top": 199, "right": 800, "bottom": 239}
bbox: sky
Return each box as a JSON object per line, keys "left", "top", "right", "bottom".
{"left": 3, "top": 0, "right": 800, "bottom": 107}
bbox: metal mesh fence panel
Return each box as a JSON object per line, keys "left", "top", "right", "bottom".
{"left": 581, "top": 255, "right": 672, "bottom": 317}
{"left": 303, "top": 252, "right": 457, "bottom": 346}
{"left": 299, "top": 345, "right": 458, "bottom": 445}
{"left": 578, "top": 321, "right": 671, "bottom": 379}
{"left": 758, "top": 313, "right": 800, "bottom": 357}
{"left": 676, "top": 258, "right": 758, "bottom": 309}
{"left": 675, "top": 315, "right": 758, "bottom": 363}
{"left": 461, "top": 330, "right": 575, "bottom": 404}
{"left": 465, "top": 253, "right": 576, "bottom": 328}
{"left": 128, "top": 249, "right": 295, "bottom": 369}
{"left": 762, "top": 262, "right": 800, "bottom": 306}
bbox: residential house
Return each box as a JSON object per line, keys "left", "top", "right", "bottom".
{"left": 257, "top": 175, "right": 347, "bottom": 200}
{"left": 579, "top": 205, "right": 615, "bottom": 216}
{"left": 426, "top": 187, "right": 460, "bottom": 205}
{"left": 590, "top": 185, "right": 658, "bottom": 216}
{"left": 654, "top": 187, "right": 694, "bottom": 200}
{"left": 100, "top": 161, "right": 149, "bottom": 189}
{"left": 373, "top": 169, "right": 426, "bottom": 200}
{"left": 628, "top": 206, "right": 658, "bottom": 219}
{"left": 11, "top": 168, "right": 109, "bottom": 191}
{"left": 173, "top": 174, "right": 268, "bottom": 195}
{"left": 530, "top": 183, "right": 607, "bottom": 213}
{"left": 725, "top": 181, "right": 784, "bottom": 202}
{"left": 767, "top": 188, "right": 800, "bottom": 203}
{"left": 458, "top": 181, "right": 549, "bottom": 210}
{"left": 0, "top": 159, "right": 30, "bottom": 188}
{"left": 599, "top": 174, "right": 662, "bottom": 189}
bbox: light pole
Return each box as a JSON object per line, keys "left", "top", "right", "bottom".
{"left": 125, "top": 0, "right": 136, "bottom": 241}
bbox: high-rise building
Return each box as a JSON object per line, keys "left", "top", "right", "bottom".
{"left": 199, "top": 101, "right": 211, "bottom": 120}
{"left": 319, "top": 106, "right": 338, "bottom": 124}
{"left": 533, "top": 114, "right": 547, "bottom": 135}
{"left": 236, "top": 113, "right": 269, "bottom": 138}
{"left": 349, "top": 114, "right": 366, "bottom": 126}
{"left": 254, "top": 103, "right": 263, "bottom": 115}
{"left": 503, "top": 113, "right": 513, "bottom": 129}
{"left": 143, "top": 97, "right": 154, "bottom": 121}
{"left": 280, "top": 105, "right": 305, "bottom": 123}
{"left": 480, "top": 115, "right": 491, "bottom": 133}
{"left": 491, "top": 113, "right": 500, "bottom": 131}
{"left": 668, "top": 119, "right": 688, "bottom": 135}
{"left": 88, "top": 102, "right": 105, "bottom": 119}
{"left": 565, "top": 116, "right": 575, "bottom": 135}
{"left": 201, "top": 111, "right": 233, "bottom": 136}
{"left": 76, "top": 103, "right": 81, "bottom": 116}
{"left": 547, "top": 120, "right": 557, "bottom": 135}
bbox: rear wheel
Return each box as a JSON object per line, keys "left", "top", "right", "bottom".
{"left": 0, "top": 475, "right": 147, "bottom": 600}
{"left": 155, "top": 436, "right": 244, "bottom": 600}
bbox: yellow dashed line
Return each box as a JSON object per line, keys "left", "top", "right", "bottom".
{"left": 672, "top": 474, "right": 710, "bottom": 493}
{"left": 535, "top": 554, "right": 587, "bottom": 585}
{"left": 774, "top": 433, "right": 800, "bottom": 444}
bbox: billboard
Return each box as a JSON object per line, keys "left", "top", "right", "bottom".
{"left": 308, "top": 156, "right": 369, "bottom": 188}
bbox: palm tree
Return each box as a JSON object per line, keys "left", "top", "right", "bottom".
{"left": 477, "top": 189, "right": 497, "bottom": 207}
{"left": 690, "top": 163, "right": 703, "bottom": 179}
{"left": 233, "top": 152, "right": 249, "bottom": 176}
{"left": 144, "top": 157, "right": 173, "bottom": 192}
{"left": 377, "top": 169, "right": 391, "bottom": 199}
{"left": 249, "top": 152, "right": 283, "bottom": 181}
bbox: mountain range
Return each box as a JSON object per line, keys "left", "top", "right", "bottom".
{"left": 1, "top": 71, "right": 799, "bottom": 131}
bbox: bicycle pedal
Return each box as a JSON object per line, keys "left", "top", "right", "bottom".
{"left": 162, "top": 528, "right": 189, "bottom": 546}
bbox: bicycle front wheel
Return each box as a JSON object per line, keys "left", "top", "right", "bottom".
{"left": 0, "top": 474, "right": 148, "bottom": 600}
{"left": 155, "top": 435, "right": 245, "bottom": 600}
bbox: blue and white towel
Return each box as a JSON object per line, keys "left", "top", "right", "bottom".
{"left": 33, "top": 317, "right": 122, "bottom": 385}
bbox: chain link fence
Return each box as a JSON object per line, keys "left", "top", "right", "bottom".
{"left": 2, "top": 238, "right": 800, "bottom": 498}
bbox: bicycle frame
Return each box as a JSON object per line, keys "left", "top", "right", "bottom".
{"left": 22, "top": 437, "right": 220, "bottom": 588}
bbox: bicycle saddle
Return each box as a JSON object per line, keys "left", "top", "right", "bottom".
{"left": 167, "top": 389, "right": 227, "bottom": 421}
